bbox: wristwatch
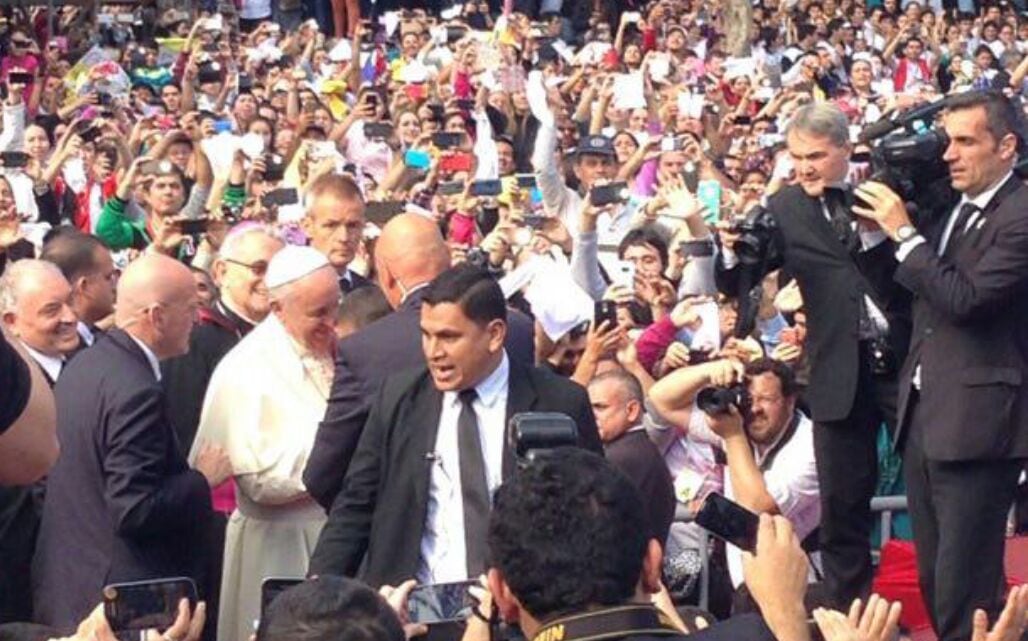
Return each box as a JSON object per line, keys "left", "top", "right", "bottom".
{"left": 894, "top": 225, "right": 917, "bottom": 242}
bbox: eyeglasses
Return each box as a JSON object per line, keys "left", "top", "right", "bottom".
{"left": 223, "top": 258, "right": 269, "bottom": 276}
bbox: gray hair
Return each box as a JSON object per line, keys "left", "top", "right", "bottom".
{"left": 785, "top": 102, "right": 851, "bottom": 148}
{"left": 218, "top": 225, "right": 281, "bottom": 262}
{"left": 0, "top": 260, "right": 67, "bottom": 315}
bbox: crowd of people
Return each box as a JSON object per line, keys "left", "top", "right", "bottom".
{"left": 1, "top": 0, "right": 1028, "bottom": 641}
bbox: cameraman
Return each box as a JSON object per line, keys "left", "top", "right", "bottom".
{"left": 715, "top": 102, "right": 911, "bottom": 608}
{"left": 648, "top": 358, "right": 820, "bottom": 591}
{"left": 850, "top": 90, "right": 1028, "bottom": 641}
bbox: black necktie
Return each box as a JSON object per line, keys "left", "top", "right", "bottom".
{"left": 823, "top": 187, "right": 858, "bottom": 253}
{"left": 339, "top": 275, "right": 353, "bottom": 294}
{"left": 458, "top": 388, "right": 490, "bottom": 577}
{"left": 944, "top": 202, "right": 979, "bottom": 257}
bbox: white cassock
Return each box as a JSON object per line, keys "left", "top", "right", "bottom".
{"left": 190, "top": 314, "right": 333, "bottom": 641}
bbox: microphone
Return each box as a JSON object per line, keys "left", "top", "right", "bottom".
{"left": 859, "top": 95, "right": 953, "bottom": 143}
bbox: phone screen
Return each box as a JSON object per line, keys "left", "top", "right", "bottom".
{"left": 407, "top": 581, "right": 477, "bottom": 624}
{"left": 260, "top": 578, "right": 303, "bottom": 621}
{"left": 694, "top": 493, "right": 759, "bottom": 552}
{"left": 103, "top": 578, "right": 197, "bottom": 632}
{"left": 471, "top": 180, "right": 502, "bottom": 197}
{"left": 696, "top": 180, "right": 721, "bottom": 224}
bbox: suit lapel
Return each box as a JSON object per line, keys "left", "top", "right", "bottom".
{"left": 412, "top": 374, "right": 445, "bottom": 521}
{"left": 502, "top": 364, "right": 538, "bottom": 478}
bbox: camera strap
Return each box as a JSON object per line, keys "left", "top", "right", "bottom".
{"left": 531, "top": 605, "right": 683, "bottom": 641}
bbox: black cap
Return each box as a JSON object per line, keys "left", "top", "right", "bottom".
{"left": 575, "top": 135, "right": 615, "bottom": 158}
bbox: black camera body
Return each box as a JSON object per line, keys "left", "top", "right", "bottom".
{"left": 730, "top": 206, "right": 777, "bottom": 267}
{"left": 856, "top": 128, "right": 952, "bottom": 213}
{"left": 696, "top": 384, "right": 751, "bottom": 417}
{"left": 508, "top": 413, "right": 578, "bottom": 467}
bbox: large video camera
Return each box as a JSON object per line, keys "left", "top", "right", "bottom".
{"left": 855, "top": 97, "right": 956, "bottom": 214}
{"left": 508, "top": 413, "right": 579, "bottom": 467}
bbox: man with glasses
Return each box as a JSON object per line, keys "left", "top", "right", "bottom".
{"left": 162, "top": 226, "right": 284, "bottom": 452}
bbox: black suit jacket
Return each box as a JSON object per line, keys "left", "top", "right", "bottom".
{"left": 161, "top": 301, "right": 254, "bottom": 452}
{"left": 31, "top": 329, "right": 213, "bottom": 630}
{"left": 605, "top": 430, "right": 675, "bottom": 545}
{"left": 307, "top": 361, "right": 602, "bottom": 586}
{"left": 304, "top": 287, "right": 537, "bottom": 510}
{"left": 715, "top": 185, "right": 912, "bottom": 422}
{"left": 895, "top": 175, "right": 1028, "bottom": 461}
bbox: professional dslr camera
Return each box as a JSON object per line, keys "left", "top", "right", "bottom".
{"left": 508, "top": 413, "right": 578, "bottom": 467}
{"left": 696, "top": 383, "right": 752, "bottom": 417}
{"left": 729, "top": 206, "right": 777, "bottom": 267}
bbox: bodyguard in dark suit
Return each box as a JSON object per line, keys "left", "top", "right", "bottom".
{"left": 715, "top": 102, "right": 912, "bottom": 607}
{"left": 587, "top": 369, "right": 675, "bottom": 545}
{"left": 31, "top": 255, "right": 232, "bottom": 631}
{"left": 851, "top": 91, "right": 1028, "bottom": 641}
{"left": 304, "top": 214, "right": 535, "bottom": 511}
{"left": 308, "top": 265, "right": 601, "bottom": 586}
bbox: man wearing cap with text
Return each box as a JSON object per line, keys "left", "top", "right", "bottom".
{"left": 191, "top": 245, "right": 340, "bottom": 641}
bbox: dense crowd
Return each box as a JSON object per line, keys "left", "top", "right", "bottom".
{"left": 1, "top": 1, "right": 1028, "bottom": 641}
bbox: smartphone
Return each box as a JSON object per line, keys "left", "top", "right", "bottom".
{"left": 850, "top": 151, "right": 872, "bottom": 164}
{"left": 471, "top": 179, "right": 502, "bottom": 197}
{"left": 98, "top": 93, "right": 114, "bottom": 107}
{"left": 455, "top": 98, "right": 474, "bottom": 111}
{"left": 0, "top": 151, "right": 30, "bottom": 168}
{"left": 407, "top": 581, "right": 478, "bottom": 625}
{"left": 694, "top": 492, "right": 760, "bottom": 552}
{"left": 439, "top": 153, "right": 473, "bottom": 173}
{"left": 363, "top": 122, "right": 394, "bottom": 140}
{"left": 515, "top": 174, "right": 537, "bottom": 189}
{"left": 261, "top": 188, "right": 300, "bottom": 208}
{"left": 677, "top": 239, "right": 714, "bottom": 258}
{"left": 522, "top": 214, "right": 546, "bottom": 229}
{"left": 364, "top": 200, "right": 405, "bottom": 226}
{"left": 696, "top": 180, "right": 721, "bottom": 224}
{"left": 688, "top": 348, "right": 713, "bottom": 364}
{"left": 80, "top": 126, "right": 103, "bottom": 144}
{"left": 432, "top": 132, "right": 464, "bottom": 149}
{"left": 102, "top": 577, "right": 197, "bottom": 632}
{"left": 594, "top": 300, "right": 618, "bottom": 328}
{"left": 428, "top": 104, "right": 445, "bottom": 121}
{"left": 364, "top": 92, "right": 379, "bottom": 108}
{"left": 437, "top": 181, "right": 465, "bottom": 196}
{"left": 262, "top": 160, "right": 285, "bottom": 183}
{"left": 260, "top": 578, "right": 303, "bottom": 621}
{"left": 477, "top": 207, "right": 499, "bottom": 236}
{"left": 8, "top": 72, "right": 32, "bottom": 85}
{"left": 734, "top": 114, "right": 752, "bottom": 126}
{"left": 660, "top": 137, "right": 682, "bottom": 152}
{"left": 404, "top": 148, "right": 432, "bottom": 170}
{"left": 213, "top": 119, "right": 234, "bottom": 135}
{"left": 610, "top": 260, "right": 635, "bottom": 289}
{"left": 179, "top": 218, "right": 210, "bottom": 236}
{"left": 590, "top": 182, "right": 630, "bottom": 207}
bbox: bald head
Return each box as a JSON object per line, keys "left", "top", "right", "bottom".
{"left": 374, "top": 214, "right": 451, "bottom": 308}
{"left": 116, "top": 255, "right": 199, "bottom": 359}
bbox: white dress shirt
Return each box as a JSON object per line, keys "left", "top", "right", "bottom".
{"left": 76, "top": 321, "right": 95, "bottom": 347}
{"left": 127, "top": 333, "right": 162, "bottom": 381}
{"left": 419, "top": 353, "right": 510, "bottom": 583}
{"left": 22, "top": 343, "right": 64, "bottom": 383}
{"left": 687, "top": 409, "right": 821, "bottom": 587}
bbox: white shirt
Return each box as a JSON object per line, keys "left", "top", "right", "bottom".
{"left": 687, "top": 409, "right": 821, "bottom": 587}
{"left": 22, "top": 342, "right": 64, "bottom": 383}
{"left": 419, "top": 353, "right": 510, "bottom": 583}
{"left": 77, "top": 321, "right": 95, "bottom": 347}
{"left": 127, "top": 333, "right": 162, "bottom": 381}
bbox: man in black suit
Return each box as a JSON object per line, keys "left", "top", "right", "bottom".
{"left": 851, "top": 90, "right": 1028, "bottom": 641}
{"left": 304, "top": 214, "right": 535, "bottom": 510}
{"left": 587, "top": 369, "right": 674, "bottom": 545}
{"left": 715, "top": 102, "right": 912, "bottom": 607}
{"left": 301, "top": 173, "right": 374, "bottom": 294}
{"left": 31, "top": 254, "right": 233, "bottom": 631}
{"left": 308, "top": 265, "right": 600, "bottom": 586}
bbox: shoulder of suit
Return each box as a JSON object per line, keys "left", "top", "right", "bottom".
{"left": 523, "top": 365, "right": 588, "bottom": 399}
{"left": 376, "top": 365, "right": 433, "bottom": 400}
